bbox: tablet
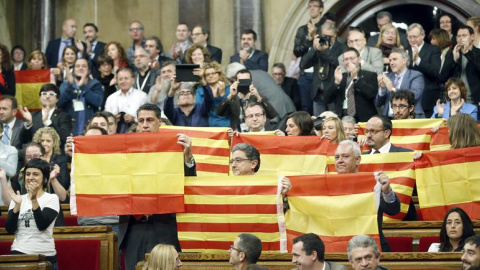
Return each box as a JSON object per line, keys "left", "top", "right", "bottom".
{"left": 176, "top": 64, "right": 201, "bottom": 82}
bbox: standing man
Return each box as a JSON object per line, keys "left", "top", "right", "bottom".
{"left": 292, "top": 233, "right": 346, "bottom": 270}
{"left": 271, "top": 63, "right": 301, "bottom": 111}
{"left": 229, "top": 233, "right": 263, "bottom": 270}
{"left": 45, "top": 18, "right": 86, "bottom": 68}
{"left": 347, "top": 235, "right": 389, "bottom": 270}
{"left": 192, "top": 25, "right": 222, "bottom": 63}
{"left": 83, "top": 23, "right": 106, "bottom": 79}
{"left": 230, "top": 29, "right": 268, "bottom": 72}
{"left": 294, "top": 0, "right": 324, "bottom": 115}
{"left": 327, "top": 47, "right": 378, "bottom": 121}
{"left": 406, "top": 23, "right": 441, "bottom": 118}
{"left": 133, "top": 47, "right": 160, "bottom": 94}
{"left": 145, "top": 36, "right": 171, "bottom": 70}
{"left": 168, "top": 23, "right": 192, "bottom": 64}
{"left": 339, "top": 27, "right": 384, "bottom": 74}
{"left": 126, "top": 20, "right": 146, "bottom": 66}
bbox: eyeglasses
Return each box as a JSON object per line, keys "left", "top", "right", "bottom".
{"left": 391, "top": 104, "right": 409, "bottom": 110}
{"left": 26, "top": 154, "right": 43, "bottom": 160}
{"left": 407, "top": 35, "right": 421, "bottom": 40}
{"left": 205, "top": 71, "right": 219, "bottom": 77}
{"left": 191, "top": 33, "right": 203, "bottom": 36}
{"left": 229, "top": 158, "right": 252, "bottom": 164}
{"left": 179, "top": 91, "right": 193, "bottom": 96}
{"left": 129, "top": 27, "right": 144, "bottom": 32}
{"left": 41, "top": 92, "right": 57, "bottom": 97}
{"left": 245, "top": 113, "right": 264, "bottom": 119}
{"left": 229, "top": 245, "right": 243, "bottom": 252}
{"left": 364, "top": 129, "right": 386, "bottom": 135}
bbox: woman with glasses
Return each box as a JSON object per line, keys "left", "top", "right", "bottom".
{"left": 432, "top": 78, "right": 477, "bottom": 121}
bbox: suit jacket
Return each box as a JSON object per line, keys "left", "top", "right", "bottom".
{"left": 407, "top": 43, "right": 441, "bottom": 117}
{"left": 0, "top": 69, "right": 16, "bottom": 96}
{"left": 89, "top": 41, "right": 106, "bottom": 79}
{"left": 432, "top": 102, "right": 478, "bottom": 121}
{"left": 230, "top": 50, "right": 268, "bottom": 72}
{"left": 45, "top": 38, "right": 87, "bottom": 68}
{"left": 338, "top": 46, "right": 384, "bottom": 74}
{"left": 323, "top": 261, "right": 347, "bottom": 270}
{"left": 450, "top": 47, "right": 480, "bottom": 104}
{"left": 378, "top": 192, "right": 401, "bottom": 252}
{"left": 375, "top": 69, "right": 425, "bottom": 117}
{"left": 300, "top": 41, "right": 346, "bottom": 99}
{"left": 364, "top": 143, "right": 412, "bottom": 154}
{"left": 206, "top": 44, "right": 222, "bottom": 64}
{"left": 30, "top": 109, "right": 72, "bottom": 147}
{"left": 325, "top": 69, "right": 378, "bottom": 122}
{"left": 134, "top": 68, "right": 160, "bottom": 94}
{"left": 281, "top": 77, "right": 301, "bottom": 111}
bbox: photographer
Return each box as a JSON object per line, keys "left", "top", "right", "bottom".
{"left": 300, "top": 22, "right": 346, "bottom": 116}
{"left": 216, "top": 69, "right": 277, "bottom": 132}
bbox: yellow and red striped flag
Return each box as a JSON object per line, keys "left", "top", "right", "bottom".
{"left": 70, "top": 132, "right": 185, "bottom": 216}
{"left": 358, "top": 119, "right": 446, "bottom": 152}
{"left": 285, "top": 173, "right": 380, "bottom": 252}
{"left": 429, "top": 126, "right": 451, "bottom": 151}
{"left": 415, "top": 146, "right": 480, "bottom": 220}
{"left": 159, "top": 126, "right": 230, "bottom": 176}
{"left": 15, "top": 69, "right": 51, "bottom": 110}
{"left": 232, "top": 134, "right": 330, "bottom": 176}
{"left": 177, "top": 175, "right": 286, "bottom": 253}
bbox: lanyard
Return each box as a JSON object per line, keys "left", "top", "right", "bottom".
{"left": 136, "top": 70, "right": 151, "bottom": 92}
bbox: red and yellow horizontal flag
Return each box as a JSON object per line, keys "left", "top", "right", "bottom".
{"left": 177, "top": 175, "right": 286, "bottom": 253}
{"left": 429, "top": 126, "right": 451, "bottom": 151}
{"left": 71, "top": 132, "right": 185, "bottom": 216}
{"left": 160, "top": 126, "right": 230, "bottom": 176}
{"left": 358, "top": 119, "right": 446, "bottom": 152}
{"left": 415, "top": 146, "right": 480, "bottom": 220}
{"left": 285, "top": 173, "right": 380, "bottom": 252}
{"left": 232, "top": 134, "right": 330, "bottom": 176}
{"left": 15, "top": 69, "right": 51, "bottom": 110}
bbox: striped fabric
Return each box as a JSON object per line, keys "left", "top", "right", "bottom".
{"left": 429, "top": 126, "right": 451, "bottom": 151}
{"left": 14, "top": 69, "right": 51, "bottom": 110}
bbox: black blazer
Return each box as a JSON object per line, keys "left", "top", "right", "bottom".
{"left": 45, "top": 38, "right": 87, "bottom": 68}
{"left": 451, "top": 47, "right": 480, "bottom": 104}
{"left": 325, "top": 69, "right": 378, "bottom": 122}
{"left": 230, "top": 50, "right": 268, "bottom": 72}
{"left": 0, "top": 69, "right": 16, "bottom": 96}
{"left": 281, "top": 77, "right": 301, "bottom": 112}
{"left": 90, "top": 41, "right": 106, "bottom": 79}
{"left": 30, "top": 109, "right": 72, "bottom": 148}
{"left": 207, "top": 45, "right": 223, "bottom": 64}
{"left": 378, "top": 192, "right": 401, "bottom": 252}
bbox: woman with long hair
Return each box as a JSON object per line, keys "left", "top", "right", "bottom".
{"left": 429, "top": 207, "right": 475, "bottom": 252}
{"left": 321, "top": 117, "right": 347, "bottom": 144}
{"left": 275, "top": 111, "right": 315, "bottom": 136}
{"left": 467, "top": 17, "right": 480, "bottom": 48}
{"left": 105, "top": 41, "right": 128, "bottom": 73}
{"left": 0, "top": 43, "right": 16, "bottom": 96}
{"left": 429, "top": 28, "right": 454, "bottom": 86}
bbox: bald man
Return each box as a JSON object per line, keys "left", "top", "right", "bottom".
{"left": 45, "top": 18, "right": 87, "bottom": 68}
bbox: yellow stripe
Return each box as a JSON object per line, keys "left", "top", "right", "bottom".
{"left": 196, "top": 171, "right": 229, "bottom": 177}
{"left": 360, "top": 152, "right": 415, "bottom": 163}
{"left": 390, "top": 135, "right": 430, "bottom": 144}
{"left": 17, "top": 83, "right": 44, "bottom": 108}
{"left": 161, "top": 126, "right": 230, "bottom": 133}
{"left": 192, "top": 138, "right": 229, "bottom": 149}
{"left": 193, "top": 154, "right": 229, "bottom": 165}
{"left": 259, "top": 154, "right": 327, "bottom": 175}
{"left": 177, "top": 213, "right": 278, "bottom": 223}
{"left": 74, "top": 152, "right": 183, "bottom": 194}
{"left": 391, "top": 184, "right": 413, "bottom": 197}
{"left": 246, "top": 131, "right": 277, "bottom": 136}
{"left": 430, "top": 144, "right": 451, "bottom": 151}
{"left": 359, "top": 119, "right": 445, "bottom": 129}
{"left": 185, "top": 195, "right": 276, "bottom": 205}
{"left": 179, "top": 232, "right": 280, "bottom": 242}
{"left": 185, "top": 175, "right": 278, "bottom": 186}
{"left": 383, "top": 203, "right": 410, "bottom": 222}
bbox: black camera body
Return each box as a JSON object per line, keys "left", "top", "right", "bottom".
{"left": 318, "top": 35, "right": 331, "bottom": 46}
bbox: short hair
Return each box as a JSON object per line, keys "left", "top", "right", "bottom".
{"left": 308, "top": 0, "right": 324, "bottom": 8}
{"left": 242, "top": 29, "right": 257, "bottom": 41}
{"left": 457, "top": 24, "right": 474, "bottom": 36}
{"left": 83, "top": 22, "right": 99, "bottom": 32}
{"left": 428, "top": 28, "right": 451, "bottom": 50}
{"left": 116, "top": 67, "right": 134, "bottom": 77}
{"left": 321, "top": 21, "right": 337, "bottom": 34}
{"left": 341, "top": 116, "right": 356, "bottom": 126}
{"left": 439, "top": 207, "right": 475, "bottom": 252}
{"left": 86, "top": 126, "right": 108, "bottom": 135}
{"left": 408, "top": 23, "right": 425, "bottom": 36}
{"left": 447, "top": 113, "right": 480, "bottom": 149}
{"left": 24, "top": 142, "right": 46, "bottom": 157}
{"left": 371, "top": 115, "right": 392, "bottom": 137}
{"left": 0, "top": 95, "right": 18, "bottom": 109}
{"left": 11, "top": 45, "right": 26, "bottom": 60}
{"left": 348, "top": 27, "right": 367, "bottom": 39}
{"left": 134, "top": 46, "right": 151, "bottom": 57}
{"left": 390, "top": 47, "right": 410, "bottom": 66}
{"left": 32, "top": 127, "right": 61, "bottom": 155}
{"left": 74, "top": 57, "right": 91, "bottom": 72}
{"left": 272, "top": 62, "right": 287, "bottom": 73}
{"left": 39, "top": 83, "right": 61, "bottom": 99}
{"left": 292, "top": 233, "right": 325, "bottom": 262}
{"left": 0, "top": 43, "right": 13, "bottom": 71}
{"left": 185, "top": 43, "right": 211, "bottom": 64}
{"left": 27, "top": 50, "right": 47, "bottom": 69}
{"left": 143, "top": 244, "right": 177, "bottom": 270}
{"left": 161, "top": 61, "right": 176, "bottom": 71}
{"left": 88, "top": 111, "right": 109, "bottom": 125}
{"left": 146, "top": 36, "right": 164, "bottom": 54}
{"left": 343, "top": 47, "right": 360, "bottom": 57}
{"left": 137, "top": 103, "right": 162, "bottom": 119}
{"left": 178, "top": 22, "right": 190, "bottom": 31}
{"left": 237, "top": 233, "right": 262, "bottom": 264}
{"left": 194, "top": 25, "right": 210, "bottom": 42}
{"left": 101, "top": 111, "right": 115, "bottom": 119}
{"left": 96, "top": 55, "right": 114, "bottom": 68}
{"left": 25, "top": 158, "right": 51, "bottom": 189}
{"left": 288, "top": 111, "right": 314, "bottom": 136}
{"left": 376, "top": 11, "right": 392, "bottom": 21}
{"left": 338, "top": 140, "right": 361, "bottom": 157}
{"left": 347, "top": 235, "right": 380, "bottom": 261}
{"left": 391, "top": 89, "right": 415, "bottom": 118}
{"left": 465, "top": 235, "right": 480, "bottom": 250}
{"left": 130, "top": 20, "right": 144, "bottom": 29}
{"left": 235, "top": 69, "right": 251, "bottom": 80}
{"left": 245, "top": 102, "right": 266, "bottom": 115}
{"left": 231, "top": 143, "right": 261, "bottom": 172}
{"left": 445, "top": 77, "right": 468, "bottom": 101}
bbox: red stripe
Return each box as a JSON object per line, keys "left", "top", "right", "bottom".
{"left": 233, "top": 135, "right": 329, "bottom": 155}
{"left": 389, "top": 177, "right": 416, "bottom": 188}
{"left": 177, "top": 222, "right": 278, "bottom": 233}
{"left": 159, "top": 128, "right": 229, "bottom": 140}
{"left": 75, "top": 132, "right": 182, "bottom": 154}
{"left": 395, "top": 192, "right": 413, "bottom": 204}
{"left": 14, "top": 69, "right": 51, "bottom": 83}
{"left": 429, "top": 127, "right": 450, "bottom": 146}
{"left": 195, "top": 163, "right": 229, "bottom": 174}
{"left": 384, "top": 212, "right": 407, "bottom": 220}
{"left": 394, "top": 143, "right": 429, "bottom": 151}
{"left": 185, "top": 185, "right": 277, "bottom": 195}
{"left": 184, "top": 204, "right": 277, "bottom": 214}
{"left": 288, "top": 173, "right": 375, "bottom": 196}
{"left": 420, "top": 202, "right": 480, "bottom": 221}
{"left": 76, "top": 194, "right": 184, "bottom": 216}
{"left": 179, "top": 240, "right": 280, "bottom": 251}
{"left": 358, "top": 126, "right": 433, "bottom": 136}
{"left": 191, "top": 146, "right": 230, "bottom": 156}
{"left": 414, "top": 146, "right": 480, "bottom": 169}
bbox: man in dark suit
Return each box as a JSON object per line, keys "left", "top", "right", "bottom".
{"left": 45, "top": 18, "right": 87, "bottom": 68}
{"left": 83, "top": 23, "right": 106, "bottom": 79}
{"left": 334, "top": 140, "right": 400, "bottom": 252}
{"left": 119, "top": 103, "right": 196, "bottom": 270}
{"left": 376, "top": 48, "right": 425, "bottom": 118}
{"left": 271, "top": 63, "right": 301, "bottom": 111}
{"left": 145, "top": 36, "right": 171, "bottom": 70}
{"left": 406, "top": 23, "right": 441, "bottom": 118}
{"left": 292, "top": 233, "right": 347, "bottom": 270}
{"left": 192, "top": 25, "right": 222, "bottom": 63}
{"left": 326, "top": 47, "right": 378, "bottom": 122}
{"left": 230, "top": 29, "right": 268, "bottom": 72}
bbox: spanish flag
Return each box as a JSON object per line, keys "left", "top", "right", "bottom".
{"left": 177, "top": 175, "right": 286, "bottom": 253}
{"left": 285, "top": 173, "right": 380, "bottom": 252}
{"left": 15, "top": 69, "right": 51, "bottom": 110}
{"left": 232, "top": 134, "right": 329, "bottom": 176}
{"left": 415, "top": 146, "right": 480, "bottom": 220}
{"left": 159, "top": 126, "right": 230, "bottom": 176}
{"left": 70, "top": 132, "right": 185, "bottom": 216}
{"left": 358, "top": 119, "right": 446, "bottom": 151}
{"left": 429, "top": 126, "right": 451, "bottom": 151}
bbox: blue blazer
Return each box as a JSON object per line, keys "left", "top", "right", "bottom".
{"left": 375, "top": 69, "right": 425, "bottom": 117}
{"left": 230, "top": 50, "right": 268, "bottom": 72}
{"left": 431, "top": 102, "right": 478, "bottom": 121}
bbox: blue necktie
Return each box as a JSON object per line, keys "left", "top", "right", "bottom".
{"left": 2, "top": 124, "right": 10, "bottom": 145}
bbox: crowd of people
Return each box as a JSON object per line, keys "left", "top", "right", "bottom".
{"left": 0, "top": 0, "right": 480, "bottom": 269}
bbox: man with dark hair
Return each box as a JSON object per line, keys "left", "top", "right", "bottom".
{"left": 367, "top": 11, "right": 408, "bottom": 48}
{"left": 192, "top": 25, "right": 222, "bottom": 63}
{"left": 96, "top": 56, "right": 116, "bottom": 110}
{"left": 83, "top": 22, "right": 105, "bottom": 79}
{"left": 100, "top": 111, "right": 117, "bottom": 134}
{"left": 145, "top": 36, "right": 171, "bottom": 70}
{"left": 292, "top": 233, "right": 346, "bottom": 270}
{"left": 126, "top": 20, "right": 146, "bottom": 66}
{"left": 230, "top": 143, "right": 261, "bottom": 175}
{"left": 347, "top": 235, "right": 388, "bottom": 270}
{"left": 462, "top": 235, "right": 480, "bottom": 270}
{"left": 168, "top": 23, "right": 192, "bottom": 64}
{"left": 230, "top": 29, "right": 268, "bottom": 71}
{"left": 339, "top": 27, "right": 383, "bottom": 74}
{"left": 271, "top": 63, "right": 301, "bottom": 111}
{"left": 229, "top": 233, "right": 263, "bottom": 270}
{"left": 244, "top": 102, "right": 268, "bottom": 132}
{"left": 364, "top": 115, "right": 412, "bottom": 154}
{"left": 390, "top": 89, "right": 415, "bottom": 120}
{"left": 86, "top": 112, "right": 109, "bottom": 133}
{"left": 45, "top": 18, "right": 87, "bottom": 68}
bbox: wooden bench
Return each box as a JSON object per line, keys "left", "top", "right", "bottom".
{"left": 0, "top": 254, "right": 51, "bottom": 269}
{"left": 136, "top": 252, "right": 462, "bottom": 270}
{"left": 0, "top": 226, "right": 117, "bottom": 270}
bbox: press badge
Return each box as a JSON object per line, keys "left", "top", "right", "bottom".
{"left": 73, "top": 100, "right": 85, "bottom": 111}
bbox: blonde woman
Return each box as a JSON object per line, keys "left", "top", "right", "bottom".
{"left": 143, "top": 244, "right": 182, "bottom": 270}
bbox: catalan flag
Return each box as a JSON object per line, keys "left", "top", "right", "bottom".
{"left": 415, "top": 146, "right": 480, "bottom": 220}
{"left": 358, "top": 119, "right": 446, "bottom": 151}
{"left": 177, "top": 175, "right": 286, "bottom": 253}
{"left": 70, "top": 132, "right": 185, "bottom": 216}
{"left": 15, "top": 69, "right": 51, "bottom": 110}
{"left": 159, "top": 126, "right": 230, "bottom": 176}
{"left": 285, "top": 173, "right": 380, "bottom": 252}
{"left": 429, "top": 126, "right": 451, "bottom": 151}
{"left": 232, "top": 134, "right": 330, "bottom": 176}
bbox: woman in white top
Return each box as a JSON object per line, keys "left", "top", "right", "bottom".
{"left": 5, "top": 158, "right": 60, "bottom": 269}
{"left": 428, "top": 207, "right": 475, "bottom": 252}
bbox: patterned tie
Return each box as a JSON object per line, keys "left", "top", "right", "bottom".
{"left": 346, "top": 79, "right": 356, "bottom": 117}
{"left": 394, "top": 75, "right": 402, "bottom": 89}
{"left": 2, "top": 124, "right": 9, "bottom": 145}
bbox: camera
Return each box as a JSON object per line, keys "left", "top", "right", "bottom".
{"left": 318, "top": 35, "right": 331, "bottom": 46}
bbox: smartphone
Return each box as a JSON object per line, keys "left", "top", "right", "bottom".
{"left": 237, "top": 79, "right": 252, "bottom": 94}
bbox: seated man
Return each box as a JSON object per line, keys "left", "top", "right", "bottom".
{"left": 462, "top": 235, "right": 480, "bottom": 270}
{"left": 347, "top": 235, "right": 388, "bottom": 270}
{"left": 86, "top": 112, "right": 109, "bottom": 133}
{"left": 292, "top": 233, "right": 346, "bottom": 270}
{"left": 390, "top": 89, "right": 415, "bottom": 120}
{"left": 229, "top": 233, "right": 262, "bottom": 270}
